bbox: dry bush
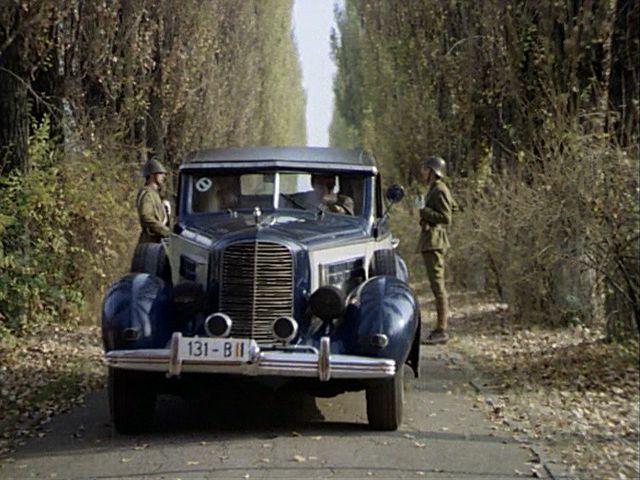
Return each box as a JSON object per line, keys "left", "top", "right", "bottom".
{"left": 448, "top": 126, "right": 639, "bottom": 335}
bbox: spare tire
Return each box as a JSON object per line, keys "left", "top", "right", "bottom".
{"left": 369, "top": 249, "right": 397, "bottom": 277}
{"left": 130, "top": 243, "right": 171, "bottom": 282}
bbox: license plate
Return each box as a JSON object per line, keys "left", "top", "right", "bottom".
{"left": 178, "top": 337, "right": 252, "bottom": 362}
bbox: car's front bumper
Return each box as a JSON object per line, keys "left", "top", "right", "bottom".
{"left": 105, "top": 333, "right": 396, "bottom": 381}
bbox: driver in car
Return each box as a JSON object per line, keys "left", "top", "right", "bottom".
{"left": 304, "top": 174, "right": 354, "bottom": 215}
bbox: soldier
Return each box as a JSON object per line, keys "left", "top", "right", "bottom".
{"left": 137, "top": 158, "right": 171, "bottom": 244}
{"left": 416, "top": 156, "right": 455, "bottom": 344}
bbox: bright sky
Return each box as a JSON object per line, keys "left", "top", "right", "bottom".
{"left": 293, "top": 0, "right": 342, "bottom": 147}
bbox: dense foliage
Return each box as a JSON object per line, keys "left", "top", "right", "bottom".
{"left": 0, "top": 0, "right": 306, "bottom": 336}
{"left": 331, "top": 0, "right": 639, "bottom": 338}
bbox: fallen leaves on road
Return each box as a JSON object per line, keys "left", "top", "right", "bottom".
{"left": 437, "top": 292, "right": 640, "bottom": 480}
{"left": 0, "top": 326, "right": 105, "bottom": 459}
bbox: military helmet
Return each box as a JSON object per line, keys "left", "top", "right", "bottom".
{"left": 419, "top": 156, "right": 446, "bottom": 178}
{"left": 142, "top": 158, "right": 167, "bottom": 177}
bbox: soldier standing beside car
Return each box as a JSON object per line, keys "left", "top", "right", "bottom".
{"left": 416, "top": 156, "right": 455, "bottom": 345}
{"left": 137, "top": 158, "right": 171, "bottom": 244}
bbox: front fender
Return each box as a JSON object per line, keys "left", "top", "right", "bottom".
{"left": 101, "top": 273, "right": 173, "bottom": 351}
{"left": 343, "top": 276, "right": 419, "bottom": 368}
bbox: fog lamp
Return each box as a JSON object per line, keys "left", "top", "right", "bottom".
{"left": 272, "top": 316, "right": 298, "bottom": 342}
{"left": 204, "top": 312, "right": 232, "bottom": 337}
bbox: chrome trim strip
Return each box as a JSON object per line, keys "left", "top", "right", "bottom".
{"left": 179, "top": 228, "right": 214, "bottom": 248}
{"left": 105, "top": 347, "right": 395, "bottom": 379}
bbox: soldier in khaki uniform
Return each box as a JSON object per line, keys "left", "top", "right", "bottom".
{"left": 416, "top": 156, "right": 455, "bottom": 344}
{"left": 137, "top": 159, "right": 171, "bottom": 244}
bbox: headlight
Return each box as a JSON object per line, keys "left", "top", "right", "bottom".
{"left": 309, "top": 285, "right": 346, "bottom": 322}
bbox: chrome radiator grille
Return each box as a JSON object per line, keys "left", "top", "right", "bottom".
{"left": 220, "top": 241, "right": 293, "bottom": 342}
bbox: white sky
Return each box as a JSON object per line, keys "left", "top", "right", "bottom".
{"left": 293, "top": 0, "right": 342, "bottom": 147}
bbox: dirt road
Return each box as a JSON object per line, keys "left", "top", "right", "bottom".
{"left": 0, "top": 346, "right": 548, "bottom": 479}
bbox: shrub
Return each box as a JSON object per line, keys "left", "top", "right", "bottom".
{"left": 0, "top": 118, "right": 137, "bottom": 335}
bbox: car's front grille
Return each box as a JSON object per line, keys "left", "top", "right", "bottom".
{"left": 220, "top": 241, "right": 293, "bottom": 343}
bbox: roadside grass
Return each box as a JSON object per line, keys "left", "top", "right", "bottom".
{"left": 417, "top": 285, "right": 640, "bottom": 480}
{"left": 0, "top": 326, "right": 105, "bottom": 458}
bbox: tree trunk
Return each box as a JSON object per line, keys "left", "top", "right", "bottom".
{"left": 608, "top": 0, "right": 639, "bottom": 146}
{"left": 146, "top": 0, "right": 174, "bottom": 165}
{"left": 0, "top": 50, "right": 29, "bottom": 175}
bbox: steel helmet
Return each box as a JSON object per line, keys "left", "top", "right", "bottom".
{"left": 142, "top": 158, "right": 168, "bottom": 177}
{"left": 420, "top": 156, "right": 446, "bottom": 178}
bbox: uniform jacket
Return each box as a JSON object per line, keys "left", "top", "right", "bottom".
{"left": 137, "top": 185, "right": 171, "bottom": 243}
{"left": 416, "top": 179, "right": 454, "bottom": 252}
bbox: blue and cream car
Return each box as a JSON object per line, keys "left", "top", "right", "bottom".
{"left": 102, "top": 147, "right": 421, "bottom": 433}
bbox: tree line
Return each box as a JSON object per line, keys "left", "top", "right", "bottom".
{"left": 331, "top": 0, "right": 639, "bottom": 338}
{"left": 0, "top": 0, "right": 306, "bottom": 335}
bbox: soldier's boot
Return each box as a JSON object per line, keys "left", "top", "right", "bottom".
{"left": 425, "top": 296, "right": 449, "bottom": 345}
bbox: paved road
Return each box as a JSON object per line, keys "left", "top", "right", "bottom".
{"left": 0, "top": 347, "right": 547, "bottom": 479}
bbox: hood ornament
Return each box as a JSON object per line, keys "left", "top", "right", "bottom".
{"left": 253, "top": 206, "right": 262, "bottom": 224}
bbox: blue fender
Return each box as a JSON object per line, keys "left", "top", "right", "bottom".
{"left": 101, "top": 273, "right": 174, "bottom": 351}
{"left": 343, "top": 276, "right": 419, "bottom": 367}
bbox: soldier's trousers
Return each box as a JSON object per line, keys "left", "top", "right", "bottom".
{"left": 422, "top": 250, "right": 447, "bottom": 299}
{"left": 422, "top": 249, "right": 448, "bottom": 329}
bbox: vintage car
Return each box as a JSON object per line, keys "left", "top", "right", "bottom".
{"left": 102, "top": 147, "right": 421, "bottom": 433}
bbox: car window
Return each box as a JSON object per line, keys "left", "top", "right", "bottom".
{"left": 190, "top": 173, "right": 274, "bottom": 213}
{"left": 188, "top": 171, "right": 366, "bottom": 215}
{"left": 279, "top": 172, "right": 364, "bottom": 216}
{"left": 241, "top": 173, "right": 275, "bottom": 195}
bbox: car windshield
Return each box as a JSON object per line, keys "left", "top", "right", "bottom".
{"left": 189, "top": 171, "right": 366, "bottom": 216}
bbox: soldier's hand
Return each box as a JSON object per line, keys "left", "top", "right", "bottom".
{"left": 322, "top": 193, "right": 338, "bottom": 205}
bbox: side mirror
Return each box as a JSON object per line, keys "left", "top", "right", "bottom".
{"left": 385, "top": 184, "right": 405, "bottom": 204}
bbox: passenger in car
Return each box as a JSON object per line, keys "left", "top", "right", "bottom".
{"left": 217, "top": 178, "right": 240, "bottom": 210}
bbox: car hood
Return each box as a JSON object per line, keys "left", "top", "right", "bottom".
{"left": 180, "top": 211, "right": 370, "bottom": 247}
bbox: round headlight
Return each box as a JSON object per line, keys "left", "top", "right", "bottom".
{"left": 308, "top": 285, "right": 346, "bottom": 322}
{"left": 204, "top": 312, "right": 232, "bottom": 337}
{"left": 272, "top": 316, "right": 298, "bottom": 342}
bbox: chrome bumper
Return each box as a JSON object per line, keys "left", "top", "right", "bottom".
{"left": 105, "top": 333, "right": 395, "bottom": 381}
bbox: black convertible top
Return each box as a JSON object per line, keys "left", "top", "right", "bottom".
{"left": 182, "top": 147, "right": 377, "bottom": 172}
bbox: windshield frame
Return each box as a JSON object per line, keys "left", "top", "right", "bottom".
{"left": 178, "top": 168, "right": 374, "bottom": 220}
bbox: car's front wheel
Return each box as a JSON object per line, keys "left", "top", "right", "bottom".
{"left": 108, "top": 367, "right": 157, "bottom": 434}
{"left": 366, "top": 366, "right": 404, "bottom": 430}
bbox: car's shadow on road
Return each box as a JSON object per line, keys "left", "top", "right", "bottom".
{"left": 149, "top": 384, "right": 365, "bottom": 434}
{"left": 10, "top": 383, "right": 376, "bottom": 459}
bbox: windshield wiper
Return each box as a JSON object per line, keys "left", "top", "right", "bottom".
{"left": 279, "top": 192, "right": 324, "bottom": 216}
